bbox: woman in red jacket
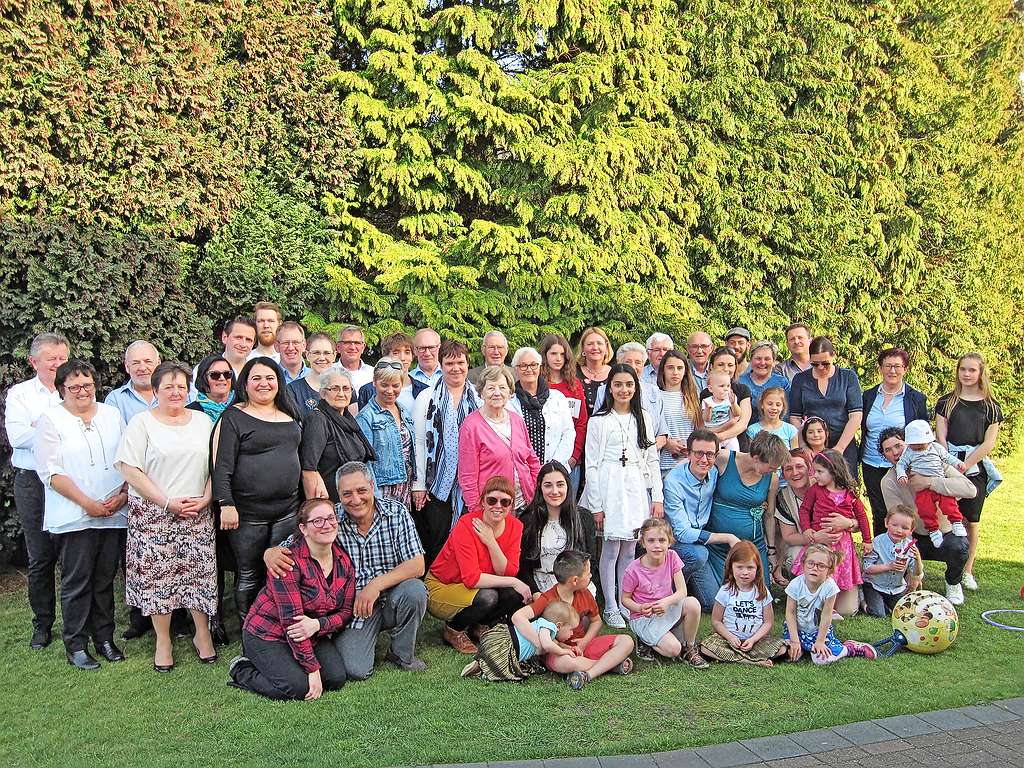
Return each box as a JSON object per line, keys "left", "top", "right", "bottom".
{"left": 425, "top": 476, "right": 532, "bottom": 654}
{"left": 228, "top": 498, "right": 355, "bottom": 700}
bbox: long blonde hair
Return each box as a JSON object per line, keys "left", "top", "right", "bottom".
{"left": 941, "top": 352, "right": 999, "bottom": 421}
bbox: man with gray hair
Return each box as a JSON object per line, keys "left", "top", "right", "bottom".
{"left": 4, "top": 332, "right": 70, "bottom": 649}
{"left": 335, "top": 325, "right": 375, "bottom": 391}
{"left": 263, "top": 461, "right": 428, "bottom": 677}
{"left": 467, "top": 329, "right": 513, "bottom": 388}
{"left": 642, "top": 332, "right": 674, "bottom": 387}
{"left": 105, "top": 340, "right": 160, "bottom": 424}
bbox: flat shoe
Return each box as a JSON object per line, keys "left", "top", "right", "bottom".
{"left": 30, "top": 628, "right": 52, "bottom": 650}
{"left": 95, "top": 640, "right": 125, "bottom": 662}
{"left": 67, "top": 650, "right": 101, "bottom": 671}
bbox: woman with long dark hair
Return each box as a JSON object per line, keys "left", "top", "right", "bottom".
{"left": 518, "top": 461, "right": 597, "bottom": 595}
{"left": 212, "top": 357, "right": 303, "bottom": 625}
{"left": 580, "top": 363, "right": 662, "bottom": 629}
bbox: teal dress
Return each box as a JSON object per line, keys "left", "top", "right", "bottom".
{"left": 706, "top": 452, "right": 772, "bottom": 587}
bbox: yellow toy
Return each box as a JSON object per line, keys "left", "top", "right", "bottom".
{"left": 872, "top": 590, "right": 959, "bottom": 657}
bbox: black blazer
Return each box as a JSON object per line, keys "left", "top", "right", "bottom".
{"left": 859, "top": 383, "right": 929, "bottom": 461}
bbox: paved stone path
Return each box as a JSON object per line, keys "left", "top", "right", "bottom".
{"left": 413, "top": 698, "right": 1024, "bottom": 768}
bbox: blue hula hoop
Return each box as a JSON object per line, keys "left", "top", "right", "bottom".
{"left": 981, "top": 609, "right": 1024, "bottom": 632}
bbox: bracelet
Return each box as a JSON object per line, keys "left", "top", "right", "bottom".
{"left": 162, "top": 496, "right": 170, "bottom": 512}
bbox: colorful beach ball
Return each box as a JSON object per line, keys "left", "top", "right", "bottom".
{"left": 891, "top": 590, "right": 959, "bottom": 654}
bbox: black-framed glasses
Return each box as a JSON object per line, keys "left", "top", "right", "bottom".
{"left": 484, "top": 495, "right": 513, "bottom": 508}
{"left": 208, "top": 371, "right": 232, "bottom": 380}
{"left": 516, "top": 362, "right": 540, "bottom": 371}
{"left": 65, "top": 383, "right": 95, "bottom": 394}
{"left": 375, "top": 361, "right": 403, "bottom": 371}
{"left": 690, "top": 450, "right": 717, "bottom": 460}
{"left": 305, "top": 515, "right": 338, "bottom": 530}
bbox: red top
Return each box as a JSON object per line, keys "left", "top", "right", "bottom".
{"left": 549, "top": 378, "right": 588, "bottom": 465}
{"left": 243, "top": 536, "right": 356, "bottom": 673}
{"left": 528, "top": 584, "right": 599, "bottom": 641}
{"left": 798, "top": 484, "right": 871, "bottom": 541}
{"left": 429, "top": 510, "right": 523, "bottom": 589}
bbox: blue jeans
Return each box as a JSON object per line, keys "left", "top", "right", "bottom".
{"left": 670, "top": 542, "right": 717, "bottom": 612}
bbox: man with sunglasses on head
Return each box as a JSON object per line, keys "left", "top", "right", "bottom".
{"left": 662, "top": 429, "right": 740, "bottom": 611}
{"left": 263, "top": 462, "right": 428, "bottom": 678}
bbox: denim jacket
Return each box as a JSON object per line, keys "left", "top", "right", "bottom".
{"left": 356, "top": 398, "right": 416, "bottom": 488}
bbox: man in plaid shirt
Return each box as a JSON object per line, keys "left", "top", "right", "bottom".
{"left": 265, "top": 462, "right": 428, "bottom": 677}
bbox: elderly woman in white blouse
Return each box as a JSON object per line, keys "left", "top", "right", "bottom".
{"left": 508, "top": 347, "right": 575, "bottom": 467}
{"left": 34, "top": 360, "right": 129, "bottom": 671}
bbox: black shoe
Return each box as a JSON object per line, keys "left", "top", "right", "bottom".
{"left": 30, "top": 628, "right": 52, "bottom": 650}
{"left": 66, "top": 650, "right": 101, "bottom": 671}
{"left": 95, "top": 640, "right": 125, "bottom": 662}
{"left": 153, "top": 663, "right": 175, "bottom": 673}
{"left": 121, "top": 623, "right": 152, "bottom": 641}
{"left": 210, "top": 618, "right": 229, "bottom": 647}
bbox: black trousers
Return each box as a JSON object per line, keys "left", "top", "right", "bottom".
{"left": 56, "top": 527, "right": 122, "bottom": 652}
{"left": 226, "top": 513, "right": 297, "bottom": 624}
{"left": 448, "top": 587, "right": 525, "bottom": 631}
{"left": 913, "top": 530, "right": 968, "bottom": 586}
{"left": 416, "top": 495, "right": 454, "bottom": 572}
{"left": 861, "top": 462, "right": 891, "bottom": 536}
{"left": 14, "top": 470, "right": 57, "bottom": 632}
{"left": 233, "top": 631, "right": 346, "bottom": 700}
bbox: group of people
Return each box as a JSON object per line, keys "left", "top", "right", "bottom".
{"left": 4, "top": 304, "right": 1002, "bottom": 698}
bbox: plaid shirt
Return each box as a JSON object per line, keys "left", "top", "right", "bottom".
{"left": 280, "top": 497, "right": 425, "bottom": 630}
{"left": 243, "top": 536, "right": 356, "bottom": 673}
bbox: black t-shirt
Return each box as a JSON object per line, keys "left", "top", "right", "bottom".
{"left": 935, "top": 394, "right": 1003, "bottom": 447}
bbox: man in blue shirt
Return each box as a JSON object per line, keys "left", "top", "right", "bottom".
{"left": 662, "top": 429, "right": 740, "bottom": 611}
{"left": 104, "top": 340, "right": 159, "bottom": 423}
{"left": 409, "top": 327, "right": 443, "bottom": 387}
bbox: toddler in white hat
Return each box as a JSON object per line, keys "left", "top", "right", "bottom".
{"left": 895, "top": 419, "right": 968, "bottom": 547}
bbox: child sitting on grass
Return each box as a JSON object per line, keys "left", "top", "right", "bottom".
{"left": 621, "top": 518, "right": 709, "bottom": 668}
{"left": 862, "top": 505, "right": 923, "bottom": 617}
{"left": 700, "top": 540, "right": 789, "bottom": 667}
{"left": 512, "top": 550, "right": 635, "bottom": 690}
{"left": 784, "top": 544, "right": 876, "bottom": 664}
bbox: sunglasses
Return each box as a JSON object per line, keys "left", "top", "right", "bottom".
{"left": 375, "top": 361, "right": 403, "bottom": 371}
{"left": 208, "top": 371, "right": 232, "bottom": 380}
{"left": 809, "top": 360, "right": 833, "bottom": 368}
{"left": 484, "top": 495, "right": 513, "bottom": 508}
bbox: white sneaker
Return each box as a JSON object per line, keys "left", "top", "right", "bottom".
{"left": 929, "top": 530, "right": 945, "bottom": 548}
{"left": 950, "top": 522, "right": 968, "bottom": 537}
{"left": 945, "top": 582, "right": 965, "bottom": 605}
{"left": 620, "top": 606, "right": 631, "bottom": 621}
{"left": 603, "top": 609, "right": 627, "bottom": 629}
{"left": 962, "top": 572, "right": 978, "bottom": 591}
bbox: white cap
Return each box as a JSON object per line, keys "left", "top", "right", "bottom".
{"left": 904, "top": 419, "right": 935, "bottom": 444}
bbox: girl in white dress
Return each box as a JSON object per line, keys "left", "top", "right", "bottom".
{"left": 581, "top": 364, "right": 663, "bottom": 628}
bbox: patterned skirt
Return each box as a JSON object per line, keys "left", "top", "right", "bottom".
{"left": 701, "top": 632, "right": 787, "bottom": 663}
{"left": 125, "top": 496, "right": 217, "bottom": 616}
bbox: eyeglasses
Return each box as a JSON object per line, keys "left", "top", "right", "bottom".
{"left": 881, "top": 363, "right": 905, "bottom": 371}
{"left": 278, "top": 340, "right": 304, "bottom": 348}
{"left": 690, "top": 343, "right": 712, "bottom": 350}
{"left": 375, "top": 361, "right": 403, "bottom": 371}
{"left": 484, "top": 495, "right": 513, "bottom": 508}
{"left": 305, "top": 515, "right": 338, "bottom": 530}
{"left": 208, "top": 371, "right": 232, "bottom": 380}
{"left": 802, "top": 560, "right": 830, "bottom": 571}
{"left": 516, "top": 362, "right": 540, "bottom": 371}
{"left": 690, "top": 450, "right": 717, "bottom": 460}
{"left": 323, "top": 385, "right": 351, "bottom": 394}
{"left": 484, "top": 345, "right": 507, "bottom": 352}
{"left": 809, "top": 360, "right": 833, "bottom": 368}
{"left": 64, "top": 383, "right": 95, "bottom": 394}
{"left": 415, "top": 344, "right": 440, "bottom": 353}
{"left": 339, "top": 340, "right": 364, "bottom": 347}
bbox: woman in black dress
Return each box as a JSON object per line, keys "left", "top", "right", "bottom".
{"left": 212, "top": 357, "right": 303, "bottom": 624}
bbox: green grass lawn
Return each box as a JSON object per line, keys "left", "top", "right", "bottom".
{"left": 2, "top": 457, "right": 1023, "bottom": 768}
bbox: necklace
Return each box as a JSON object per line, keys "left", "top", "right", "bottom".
{"left": 612, "top": 411, "right": 632, "bottom": 467}
{"left": 880, "top": 384, "right": 902, "bottom": 396}
{"left": 582, "top": 364, "right": 605, "bottom": 381}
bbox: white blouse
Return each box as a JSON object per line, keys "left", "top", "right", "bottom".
{"left": 34, "top": 402, "right": 127, "bottom": 533}
{"left": 116, "top": 410, "right": 212, "bottom": 500}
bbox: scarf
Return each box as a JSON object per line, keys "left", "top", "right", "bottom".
{"left": 196, "top": 392, "right": 233, "bottom": 422}
{"left": 424, "top": 378, "right": 479, "bottom": 508}
{"left": 315, "top": 399, "right": 376, "bottom": 464}
{"left": 515, "top": 380, "right": 548, "bottom": 462}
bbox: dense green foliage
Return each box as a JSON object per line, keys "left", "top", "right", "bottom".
{"left": 1, "top": 0, "right": 1023, "bottom": 552}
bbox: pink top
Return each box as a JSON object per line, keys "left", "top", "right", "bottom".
{"left": 798, "top": 483, "right": 872, "bottom": 540}
{"left": 621, "top": 550, "right": 684, "bottom": 619}
{"left": 457, "top": 409, "right": 541, "bottom": 511}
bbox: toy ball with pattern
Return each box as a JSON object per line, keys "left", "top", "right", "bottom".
{"left": 891, "top": 590, "right": 959, "bottom": 654}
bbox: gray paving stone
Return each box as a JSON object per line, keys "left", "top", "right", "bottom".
{"left": 830, "top": 720, "right": 896, "bottom": 745}
{"left": 996, "top": 698, "right": 1024, "bottom": 717}
{"left": 694, "top": 742, "right": 758, "bottom": 768}
{"left": 545, "top": 760, "right": 601, "bottom": 768}
{"left": 599, "top": 757, "right": 659, "bottom": 768}
{"left": 959, "top": 704, "right": 1021, "bottom": 725}
{"left": 489, "top": 762, "right": 542, "bottom": 768}
{"left": 813, "top": 746, "right": 869, "bottom": 765}
{"left": 860, "top": 740, "right": 914, "bottom": 756}
{"left": 872, "top": 714, "right": 939, "bottom": 738}
{"left": 787, "top": 729, "right": 853, "bottom": 754}
{"left": 917, "top": 708, "right": 984, "bottom": 731}
{"left": 652, "top": 749, "right": 711, "bottom": 768}
{"left": 739, "top": 735, "right": 809, "bottom": 761}
{"left": 763, "top": 756, "right": 824, "bottom": 768}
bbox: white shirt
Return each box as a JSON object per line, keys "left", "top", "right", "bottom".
{"left": 247, "top": 348, "right": 281, "bottom": 364}
{"left": 714, "top": 585, "right": 773, "bottom": 641}
{"left": 116, "top": 410, "right": 212, "bottom": 500}
{"left": 508, "top": 388, "right": 575, "bottom": 465}
{"left": 333, "top": 362, "right": 375, "bottom": 393}
{"left": 785, "top": 575, "right": 839, "bottom": 635}
{"left": 34, "top": 403, "right": 128, "bottom": 533}
{"left": 4, "top": 377, "right": 62, "bottom": 470}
